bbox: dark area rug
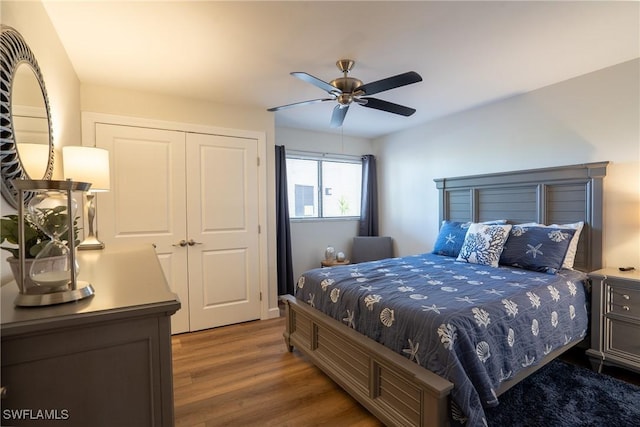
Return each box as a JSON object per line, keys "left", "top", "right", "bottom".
{"left": 485, "top": 359, "right": 640, "bottom": 427}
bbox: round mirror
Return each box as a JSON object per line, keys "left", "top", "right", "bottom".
{"left": 0, "top": 26, "right": 54, "bottom": 208}
{"left": 14, "top": 63, "right": 51, "bottom": 180}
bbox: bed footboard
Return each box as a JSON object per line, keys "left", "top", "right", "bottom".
{"left": 282, "top": 295, "right": 453, "bottom": 427}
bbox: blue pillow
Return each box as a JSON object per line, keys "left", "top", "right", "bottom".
{"left": 432, "top": 221, "right": 472, "bottom": 257}
{"left": 499, "top": 225, "right": 576, "bottom": 274}
{"left": 433, "top": 220, "right": 508, "bottom": 257}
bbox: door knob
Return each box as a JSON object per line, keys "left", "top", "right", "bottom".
{"left": 187, "top": 239, "right": 203, "bottom": 246}
{"left": 173, "top": 240, "right": 188, "bottom": 247}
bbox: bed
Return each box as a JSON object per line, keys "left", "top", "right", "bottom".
{"left": 282, "top": 162, "right": 608, "bottom": 427}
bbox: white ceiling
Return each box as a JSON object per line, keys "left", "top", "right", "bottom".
{"left": 42, "top": 1, "right": 639, "bottom": 139}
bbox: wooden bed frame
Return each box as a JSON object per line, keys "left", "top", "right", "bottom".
{"left": 283, "top": 162, "right": 608, "bottom": 427}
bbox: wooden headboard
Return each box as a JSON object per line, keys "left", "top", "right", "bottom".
{"left": 434, "top": 162, "right": 608, "bottom": 272}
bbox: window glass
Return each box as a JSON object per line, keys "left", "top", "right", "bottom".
{"left": 321, "top": 161, "right": 361, "bottom": 217}
{"left": 286, "top": 156, "right": 362, "bottom": 219}
{"left": 287, "top": 158, "right": 318, "bottom": 217}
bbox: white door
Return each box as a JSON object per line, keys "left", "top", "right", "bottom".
{"left": 185, "top": 132, "right": 261, "bottom": 331}
{"left": 95, "top": 123, "right": 190, "bottom": 333}
{"left": 94, "top": 124, "right": 262, "bottom": 333}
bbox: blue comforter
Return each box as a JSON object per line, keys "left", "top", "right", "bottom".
{"left": 295, "top": 253, "right": 588, "bottom": 427}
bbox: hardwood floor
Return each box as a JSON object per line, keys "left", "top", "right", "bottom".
{"left": 172, "top": 316, "right": 640, "bottom": 426}
{"left": 172, "top": 317, "right": 383, "bottom": 427}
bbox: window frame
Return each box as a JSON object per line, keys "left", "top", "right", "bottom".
{"left": 286, "top": 151, "right": 363, "bottom": 221}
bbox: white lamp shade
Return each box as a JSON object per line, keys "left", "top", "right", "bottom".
{"left": 63, "top": 146, "right": 110, "bottom": 191}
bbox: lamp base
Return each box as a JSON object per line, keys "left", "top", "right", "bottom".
{"left": 78, "top": 235, "right": 105, "bottom": 250}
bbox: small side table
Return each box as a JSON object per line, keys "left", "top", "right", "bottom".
{"left": 586, "top": 267, "right": 640, "bottom": 374}
{"left": 321, "top": 259, "right": 351, "bottom": 268}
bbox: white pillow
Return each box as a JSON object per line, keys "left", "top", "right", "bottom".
{"left": 456, "top": 223, "right": 512, "bottom": 267}
{"left": 517, "top": 222, "right": 583, "bottom": 269}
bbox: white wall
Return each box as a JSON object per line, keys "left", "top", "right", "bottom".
{"left": 274, "top": 127, "right": 373, "bottom": 279}
{"left": 375, "top": 59, "right": 640, "bottom": 269}
{"left": 1, "top": 1, "right": 81, "bottom": 285}
{"left": 80, "top": 84, "right": 274, "bottom": 139}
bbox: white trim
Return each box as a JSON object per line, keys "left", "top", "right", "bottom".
{"left": 81, "top": 111, "right": 263, "bottom": 147}
{"left": 81, "top": 112, "right": 272, "bottom": 324}
{"left": 265, "top": 307, "right": 281, "bottom": 319}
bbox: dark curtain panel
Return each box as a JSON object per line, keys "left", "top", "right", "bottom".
{"left": 275, "top": 145, "right": 295, "bottom": 295}
{"left": 359, "top": 154, "right": 379, "bottom": 236}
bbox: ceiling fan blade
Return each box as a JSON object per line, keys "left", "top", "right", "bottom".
{"left": 291, "top": 72, "right": 341, "bottom": 94}
{"left": 267, "top": 98, "right": 334, "bottom": 112}
{"left": 330, "top": 105, "right": 349, "bottom": 128}
{"left": 359, "top": 97, "right": 416, "bottom": 116}
{"left": 357, "top": 71, "right": 422, "bottom": 96}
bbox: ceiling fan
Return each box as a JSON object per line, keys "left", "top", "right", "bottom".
{"left": 268, "top": 59, "right": 422, "bottom": 128}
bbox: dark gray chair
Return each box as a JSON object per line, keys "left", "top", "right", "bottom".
{"left": 351, "top": 236, "right": 393, "bottom": 263}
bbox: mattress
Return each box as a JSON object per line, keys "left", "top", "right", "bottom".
{"left": 295, "top": 253, "right": 589, "bottom": 426}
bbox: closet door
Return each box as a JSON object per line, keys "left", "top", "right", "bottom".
{"left": 185, "top": 133, "right": 261, "bottom": 331}
{"left": 95, "top": 124, "right": 190, "bottom": 333}
{"left": 94, "top": 123, "right": 263, "bottom": 333}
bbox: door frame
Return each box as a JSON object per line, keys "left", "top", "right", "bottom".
{"left": 81, "top": 112, "right": 276, "bottom": 322}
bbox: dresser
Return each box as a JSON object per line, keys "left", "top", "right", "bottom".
{"left": 587, "top": 268, "right": 640, "bottom": 374}
{"left": 1, "top": 245, "right": 180, "bottom": 427}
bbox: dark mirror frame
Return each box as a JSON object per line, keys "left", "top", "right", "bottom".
{"left": 1, "top": 25, "right": 54, "bottom": 208}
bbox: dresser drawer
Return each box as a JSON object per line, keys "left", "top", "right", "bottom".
{"left": 589, "top": 269, "right": 640, "bottom": 373}
{"left": 606, "top": 318, "right": 640, "bottom": 360}
{"left": 607, "top": 283, "right": 640, "bottom": 320}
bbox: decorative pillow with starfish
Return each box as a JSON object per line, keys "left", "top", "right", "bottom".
{"left": 433, "top": 220, "right": 507, "bottom": 258}
{"left": 499, "top": 225, "right": 576, "bottom": 274}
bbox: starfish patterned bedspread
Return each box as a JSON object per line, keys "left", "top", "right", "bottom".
{"left": 294, "top": 253, "right": 588, "bottom": 427}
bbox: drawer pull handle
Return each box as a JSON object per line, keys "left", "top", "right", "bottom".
{"left": 622, "top": 294, "right": 630, "bottom": 300}
{"left": 622, "top": 305, "right": 630, "bottom": 311}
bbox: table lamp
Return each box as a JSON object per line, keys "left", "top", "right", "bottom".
{"left": 62, "top": 146, "right": 110, "bottom": 250}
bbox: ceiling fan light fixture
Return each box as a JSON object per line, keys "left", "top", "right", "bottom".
{"left": 267, "top": 59, "right": 422, "bottom": 127}
{"left": 337, "top": 93, "right": 354, "bottom": 106}
{"left": 330, "top": 76, "right": 363, "bottom": 93}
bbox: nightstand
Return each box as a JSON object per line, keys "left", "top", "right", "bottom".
{"left": 321, "top": 259, "right": 351, "bottom": 267}
{"left": 587, "top": 268, "right": 640, "bottom": 374}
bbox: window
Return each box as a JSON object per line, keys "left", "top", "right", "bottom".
{"left": 286, "top": 154, "right": 362, "bottom": 219}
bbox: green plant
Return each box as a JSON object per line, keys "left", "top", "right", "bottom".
{"left": 1, "top": 210, "right": 80, "bottom": 259}
{"left": 337, "top": 195, "right": 350, "bottom": 215}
